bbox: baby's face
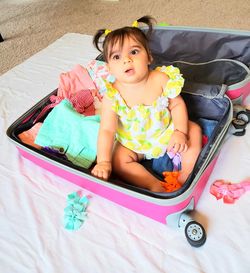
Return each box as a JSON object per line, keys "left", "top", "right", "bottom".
{"left": 107, "top": 36, "right": 151, "bottom": 85}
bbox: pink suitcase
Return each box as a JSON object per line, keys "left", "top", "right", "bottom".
{"left": 7, "top": 26, "right": 250, "bottom": 247}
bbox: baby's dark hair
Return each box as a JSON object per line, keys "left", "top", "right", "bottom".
{"left": 93, "top": 15, "right": 155, "bottom": 62}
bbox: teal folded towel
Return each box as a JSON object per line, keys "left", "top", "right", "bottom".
{"left": 35, "top": 99, "right": 100, "bottom": 168}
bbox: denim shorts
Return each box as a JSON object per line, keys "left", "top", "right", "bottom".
{"left": 152, "top": 153, "right": 174, "bottom": 178}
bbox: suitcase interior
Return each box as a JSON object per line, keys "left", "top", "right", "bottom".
{"left": 6, "top": 86, "right": 231, "bottom": 199}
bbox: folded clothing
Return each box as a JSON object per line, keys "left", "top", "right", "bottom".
{"left": 35, "top": 99, "right": 100, "bottom": 168}
{"left": 86, "top": 60, "right": 115, "bottom": 95}
{"left": 197, "top": 118, "right": 218, "bottom": 138}
{"left": 152, "top": 151, "right": 181, "bottom": 178}
{"left": 18, "top": 122, "right": 43, "bottom": 149}
{"left": 58, "top": 64, "right": 97, "bottom": 98}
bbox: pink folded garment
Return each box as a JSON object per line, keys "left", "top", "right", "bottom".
{"left": 33, "top": 89, "right": 96, "bottom": 124}
{"left": 86, "top": 60, "right": 115, "bottom": 95}
{"left": 70, "top": 89, "right": 95, "bottom": 116}
{"left": 58, "top": 64, "right": 97, "bottom": 98}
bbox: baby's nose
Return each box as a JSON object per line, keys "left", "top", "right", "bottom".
{"left": 123, "top": 56, "right": 132, "bottom": 64}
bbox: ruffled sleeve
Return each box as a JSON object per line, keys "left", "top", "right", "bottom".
{"left": 104, "top": 81, "right": 120, "bottom": 113}
{"left": 155, "top": 65, "right": 185, "bottom": 98}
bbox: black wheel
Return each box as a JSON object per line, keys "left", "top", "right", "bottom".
{"left": 185, "top": 221, "right": 206, "bottom": 247}
{"left": 231, "top": 118, "right": 247, "bottom": 136}
{"left": 232, "top": 118, "right": 246, "bottom": 128}
{"left": 236, "top": 110, "right": 250, "bottom": 124}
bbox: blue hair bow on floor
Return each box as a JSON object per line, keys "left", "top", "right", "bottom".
{"left": 64, "top": 192, "right": 89, "bottom": 231}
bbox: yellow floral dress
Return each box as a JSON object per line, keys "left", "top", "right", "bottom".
{"left": 106, "top": 65, "right": 184, "bottom": 159}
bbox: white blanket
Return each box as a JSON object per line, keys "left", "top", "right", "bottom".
{"left": 1, "top": 33, "right": 250, "bottom": 273}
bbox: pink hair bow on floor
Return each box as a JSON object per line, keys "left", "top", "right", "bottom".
{"left": 210, "top": 179, "right": 250, "bottom": 204}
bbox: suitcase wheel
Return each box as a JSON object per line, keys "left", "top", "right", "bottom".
{"left": 185, "top": 221, "right": 206, "bottom": 247}
{"left": 230, "top": 118, "right": 247, "bottom": 136}
{"left": 236, "top": 110, "right": 250, "bottom": 124}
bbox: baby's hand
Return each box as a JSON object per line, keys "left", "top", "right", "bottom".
{"left": 91, "top": 161, "right": 112, "bottom": 180}
{"left": 167, "top": 129, "right": 188, "bottom": 154}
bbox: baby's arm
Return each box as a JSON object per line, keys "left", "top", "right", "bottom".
{"left": 167, "top": 95, "right": 189, "bottom": 154}
{"left": 91, "top": 96, "right": 118, "bottom": 180}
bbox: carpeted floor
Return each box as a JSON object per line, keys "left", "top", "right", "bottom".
{"left": 1, "top": 0, "right": 250, "bottom": 75}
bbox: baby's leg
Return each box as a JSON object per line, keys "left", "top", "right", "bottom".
{"left": 112, "top": 142, "right": 165, "bottom": 192}
{"left": 179, "top": 121, "right": 202, "bottom": 183}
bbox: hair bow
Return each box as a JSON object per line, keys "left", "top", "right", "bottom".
{"left": 64, "top": 192, "right": 89, "bottom": 230}
{"left": 132, "top": 20, "right": 139, "bottom": 28}
{"left": 105, "top": 29, "right": 112, "bottom": 36}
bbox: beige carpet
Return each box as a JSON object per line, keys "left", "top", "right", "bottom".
{"left": 1, "top": 0, "right": 250, "bottom": 75}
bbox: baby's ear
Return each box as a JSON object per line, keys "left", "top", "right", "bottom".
{"left": 148, "top": 54, "right": 153, "bottom": 65}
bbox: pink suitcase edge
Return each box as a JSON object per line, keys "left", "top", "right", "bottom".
{"left": 17, "top": 144, "right": 217, "bottom": 226}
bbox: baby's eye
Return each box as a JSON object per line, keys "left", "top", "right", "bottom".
{"left": 112, "top": 54, "right": 120, "bottom": 60}
{"left": 131, "top": 49, "right": 139, "bottom": 55}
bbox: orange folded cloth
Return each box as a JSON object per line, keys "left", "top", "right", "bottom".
{"left": 161, "top": 171, "right": 182, "bottom": 192}
{"left": 18, "top": 122, "right": 43, "bottom": 149}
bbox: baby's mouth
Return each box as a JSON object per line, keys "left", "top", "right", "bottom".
{"left": 125, "top": 68, "right": 134, "bottom": 75}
